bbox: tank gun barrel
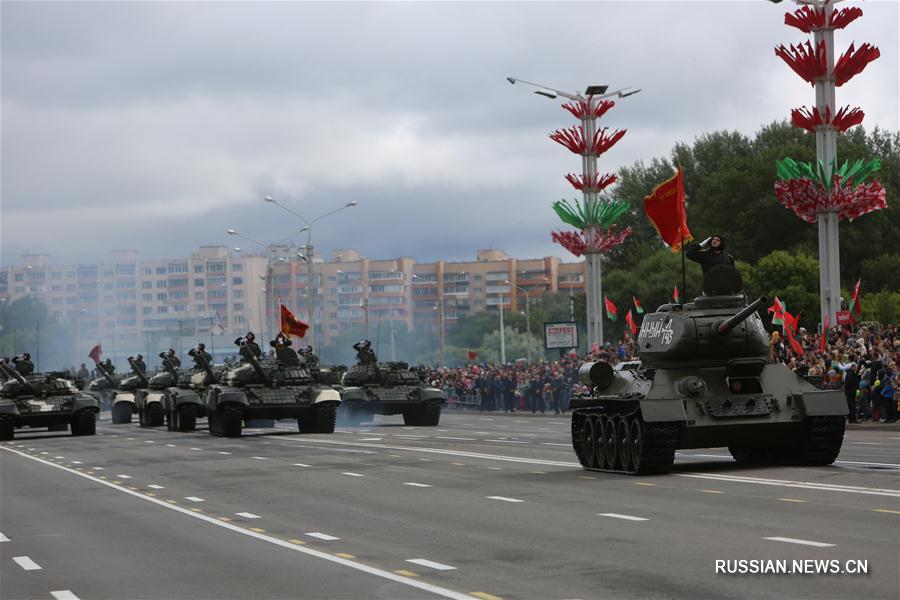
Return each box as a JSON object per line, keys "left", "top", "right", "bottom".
{"left": 95, "top": 361, "right": 118, "bottom": 385}
{"left": 716, "top": 296, "right": 768, "bottom": 336}
{"left": 192, "top": 350, "right": 219, "bottom": 384}
{"left": 0, "top": 360, "right": 30, "bottom": 389}
{"left": 239, "top": 343, "right": 272, "bottom": 385}
{"left": 126, "top": 356, "right": 150, "bottom": 387}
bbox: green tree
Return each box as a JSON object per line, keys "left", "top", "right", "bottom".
{"left": 745, "top": 250, "right": 820, "bottom": 328}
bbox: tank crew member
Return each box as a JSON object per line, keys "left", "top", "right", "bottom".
{"left": 298, "top": 345, "right": 320, "bottom": 370}
{"left": 234, "top": 332, "right": 263, "bottom": 358}
{"left": 686, "top": 234, "right": 735, "bottom": 275}
{"left": 188, "top": 343, "right": 212, "bottom": 368}
{"left": 270, "top": 333, "right": 300, "bottom": 366}
{"left": 159, "top": 349, "right": 181, "bottom": 371}
{"left": 102, "top": 358, "right": 116, "bottom": 375}
{"left": 353, "top": 339, "right": 377, "bottom": 365}
{"left": 12, "top": 353, "right": 35, "bottom": 376}
{"left": 131, "top": 354, "right": 147, "bottom": 374}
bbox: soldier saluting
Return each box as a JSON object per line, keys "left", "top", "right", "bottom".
{"left": 353, "top": 339, "right": 377, "bottom": 365}
{"left": 12, "top": 353, "right": 34, "bottom": 376}
{"left": 188, "top": 343, "right": 212, "bottom": 368}
{"left": 234, "top": 331, "right": 262, "bottom": 358}
{"left": 131, "top": 354, "right": 147, "bottom": 374}
{"left": 686, "top": 233, "right": 735, "bottom": 275}
{"left": 158, "top": 349, "right": 181, "bottom": 371}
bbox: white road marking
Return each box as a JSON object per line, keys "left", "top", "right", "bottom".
{"left": 541, "top": 443, "right": 571, "bottom": 447}
{"left": 13, "top": 556, "right": 41, "bottom": 570}
{"left": 394, "top": 435, "right": 427, "bottom": 439}
{"left": 342, "top": 472, "right": 364, "bottom": 477}
{"left": 358, "top": 437, "right": 383, "bottom": 441}
{"left": 51, "top": 591, "right": 80, "bottom": 600}
{"left": 145, "top": 440, "right": 155, "bottom": 444}
{"left": 40, "top": 451, "right": 49, "bottom": 455}
{"left": 235, "top": 512, "right": 261, "bottom": 519}
{"left": 70, "top": 461, "right": 82, "bottom": 465}
{"left": 54, "top": 456, "right": 64, "bottom": 459}
{"left": 403, "top": 482, "right": 432, "bottom": 488}
{"left": 486, "top": 496, "right": 524, "bottom": 503}
{"left": 189, "top": 447, "right": 203, "bottom": 451}
{"left": 488, "top": 440, "right": 530, "bottom": 444}
{"left": 597, "top": 513, "right": 649, "bottom": 522}
{"left": 292, "top": 463, "right": 311, "bottom": 467}
{"left": 117, "top": 474, "right": 131, "bottom": 479}
{"left": 851, "top": 441, "right": 882, "bottom": 445}
{"left": 0, "top": 531, "right": 8, "bottom": 542}
{"left": 148, "top": 484, "right": 164, "bottom": 489}
{"left": 217, "top": 451, "right": 231, "bottom": 455}
{"left": 479, "top": 418, "right": 494, "bottom": 421}
{"left": 678, "top": 473, "right": 900, "bottom": 497}
{"left": 406, "top": 558, "right": 457, "bottom": 571}
{"left": 251, "top": 456, "right": 268, "bottom": 460}
{"left": 166, "top": 444, "right": 176, "bottom": 447}
{"left": 0, "top": 447, "right": 472, "bottom": 600}
{"left": 185, "top": 497, "right": 205, "bottom": 502}
{"left": 435, "top": 436, "right": 476, "bottom": 441}
{"left": 306, "top": 532, "right": 340, "bottom": 541}
{"left": 91, "top": 467, "right": 103, "bottom": 471}
{"left": 765, "top": 537, "right": 835, "bottom": 548}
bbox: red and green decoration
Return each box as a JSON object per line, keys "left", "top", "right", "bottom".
{"left": 549, "top": 99, "right": 632, "bottom": 257}
{"left": 604, "top": 296, "right": 618, "bottom": 322}
{"left": 632, "top": 296, "right": 644, "bottom": 315}
{"left": 773, "top": 2, "right": 886, "bottom": 223}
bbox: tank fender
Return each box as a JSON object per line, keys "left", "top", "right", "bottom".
{"left": 311, "top": 388, "right": 342, "bottom": 405}
{"left": 420, "top": 387, "right": 448, "bottom": 404}
{"left": 795, "top": 389, "right": 847, "bottom": 417}
{"left": 208, "top": 387, "right": 249, "bottom": 411}
{"left": 143, "top": 391, "right": 165, "bottom": 406}
{"left": 0, "top": 401, "right": 20, "bottom": 416}
{"left": 340, "top": 387, "right": 368, "bottom": 402}
{"left": 170, "top": 389, "right": 201, "bottom": 407}
{"left": 638, "top": 398, "right": 688, "bottom": 422}
{"left": 72, "top": 394, "right": 100, "bottom": 412}
{"left": 112, "top": 392, "right": 136, "bottom": 407}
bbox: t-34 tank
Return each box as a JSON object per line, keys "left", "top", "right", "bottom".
{"left": 571, "top": 267, "right": 847, "bottom": 475}
{"left": 204, "top": 338, "right": 341, "bottom": 437}
{"left": 339, "top": 349, "right": 447, "bottom": 426}
{"left": 88, "top": 362, "right": 138, "bottom": 424}
{"left": 0, "top": 359, "right": 100, "bottom": 440}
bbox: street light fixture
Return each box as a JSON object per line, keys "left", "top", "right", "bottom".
{"left": 264, "top": 196, "right": 359, "bottom": 349}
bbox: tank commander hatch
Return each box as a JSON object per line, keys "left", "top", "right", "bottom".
{"left": 686, "top": 234, "right": 735, "bottom": 275}
{"left": 298, "top": 345, "right": 320, "bottom": 370}
{"left": 270, "top": 333, "right": 300, "bottom": 366}
{"left": 234, "top": 331, "right": 262, "bottom": 359}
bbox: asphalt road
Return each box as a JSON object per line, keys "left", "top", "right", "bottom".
{"left": 2, "top": 411, "right": 898, "bottom": 600}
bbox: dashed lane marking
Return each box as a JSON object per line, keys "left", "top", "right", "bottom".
{"left": 189, "top": 447, "right": 203, "bottom": 451}
{"left": 701, "top": 490, "right": 725, "bottom": 494}
{"left": 342, "top": 472, "right": 365, "bottom": 477}
{"left": 873, "top": 509, "right": 900, "bottom": 515}
{"left": 407, "top": 559, "right": 457, "bottom": 571}
{"left": 91, "top": 467, "right": 103, "bottom": 471}
{"left": 13, "top": 556, "right": 41, "bottom": 570}
{"left": 117, "top": 474, "right": 131, "bottom": 479}
{"left": 540, "top": 443, "right": 571, "bottom": 447}
{"left": 217, "top": 451, "right": 231, "bottom": 455}
{"left": 486, "top": 496, "right": 524, "bottom": 503}
{"left": 0, "top": 531, "right": 8, "bottom": 542}
{"left": 850, "top": 442, "right": 882, "bottom": 445}
{"left": 471, "top": 592, "right": 503, "bottom": 600}
{"left": 336, "top": 553, "right": 356, "bottom": 559}
{"left": 70, "top": 461, "right": 82, "bottom": 465}
{"left": 144, "top": 440, "right": 155, "bottom": 444}
{"left": 54, "top": 456, "right": 64, "bottom": 459}
{"left": 293, "top": 463, "right": 311, "bottom": 467}
{"left": 435, "top": 436, "right": 476, "bottom": 441}
{"left": 597, "top": 513, "right": 648, "bottom": 522}
{"left": 50, "top": 592, "right": 80, "bottom": 600}
{"left": 185, "top": 497, "right": 205, "bottom": 503}
{"left": 249, "top": 527, "right": 265, "bottom": 533}
{"left": 358, "top": 438, "right": 383, "bottom": 441}
{"left": 635, "top": 482, "right": 656, "bottom": 487}
{"left": 778, "top": 498, "right": 808, "bottom": 503}
{"left": 404, "top": 482, "right": 432, "bottom": 488}
{"left": 306, "top": 532, "right": 340, "bottom": 541}
{"left": 487, "top": 440, "right": 530, "bottom": 444}
{"left": 678, "top": 473, "right": 900, "bottom": 497}
{"left": 395, "top": 570, "right": 419, "bottom": 577}
{"left": 147, "top": 484, "right": 164, "bottom": 489}
{"left": 251, "top": 456, "right": 268, "bottom": 460}
{"left": 166, "top": 444, "right": 177, "bottom": 447}
{"left": 235, "top": 512, "right": 261, "bottom": 519}
{"left": 289, "top": 538, "right": 305, "bottom": 544}
{"left": 765, "top": 537, "right": 835, "bottom": 548}
{"left": 0, "top": 447, "right": 473, "bottom": 600}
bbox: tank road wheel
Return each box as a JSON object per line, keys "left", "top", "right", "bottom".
{"left": 628, "top": 417, "right": 644, "bottom": 473}
{"left": 617, "top": 417, "right": 633, "bottom": 474}
{"left": 579, "top": 416, "right": 598, "bottom": 469}
{"left": 219, "top": 406, "right": 242, "bottom": 438}
{"left": 604, "top": 417, "right": 619, "bottom": 471}
{"left": 594, "top": 417, "right": 608, "bottom": 469}
{"left": 111, "top": 402, "right": 132, "bottom": 424}
{"left": 788, "top": 416, "right": 846, "bottom": 466}
{"left": 0, "top": 416, "right": 15, "bottom": 441}
{"left": 149, "top": 404, "right": 164, "bottom": 427}
{"left": 176, "top": 405, "right": 197, "bottom": 432}
{"left": 419, "top": 404, "right": 441, "bottom": 427}
{"left": 208, "top": 411, "right": 221, "bottom": 436}
{"left": 402, "top": 409, "right": 418, "bottom": 426}
{"left": 634, "top": 421, "right": 680, "bottom": 475}
{"left": 311, "top": 404, "right": 338, "bottom": 434}
{"left": 71, "top": 410, "right": 97, "bottom": 436}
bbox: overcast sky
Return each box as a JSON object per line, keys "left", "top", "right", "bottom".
{"left": 2, "top": 0, "right": 897, "bottom": 267}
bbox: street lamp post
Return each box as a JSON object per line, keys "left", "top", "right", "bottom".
{"left": 508, "top": 78, "right": 640, "bottom": 350}
{"left": 498, "top": 291, "right": 506, "bottom": 365}
{"left": 264, "top": 197, "right": 358, "bottom": 349}
{"left": 507, "top": 281, "right": 533, "bottom": 363}
{"left": 226, "top": 229, "right": 276, "bottom": 340}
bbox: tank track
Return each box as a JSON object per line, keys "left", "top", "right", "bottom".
{"left": 793, "top": 416, "right": 845, "bottom": 465}
{"left": 572, "top": 409, "right": 681, "bottom": 475}
{"left": 208, "top": 404, "right": 242, "bottom": 438}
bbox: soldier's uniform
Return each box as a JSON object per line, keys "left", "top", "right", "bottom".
{"left": 353, "top": 340, "right": 377, "bottom": 365}
{"left": 132, "top": 355, "right": 148, "bottom": 374}
{"left": 13, "top": 354, "right": 34, "bottom": 376}
{"left": 235, "top": 333, "right": 263, "bottom": 359}
{"left": 188, "top": 345, "right": 213, "bottom": 368}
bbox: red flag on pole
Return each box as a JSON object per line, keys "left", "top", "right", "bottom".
{"left": 625, "top": 309, "right": 638, "bottom": 335}
{"left": 782, "top": 311, "right": 805, "bottom": 356}
{"left": 467, "top": 350, "right": 478, "bottom": 361}
{"left": 643, "top": 166, "right": 693, "bottom": 252}
{"left": 672, "top": 286, "right": 681, "bottom": 304}
{"left": 849, "top": 279, "right": 862, "bottom": 323}
{"left": 88, "top": 344, "right": 102, "bottom": 364}
{"left": 604, "top": 297, "right": 618, "bottom": 321}
{"left": 632, "top": 296, "right": 644, "bottom": 315}
{"left": 818, "top": 316, "right": 829, "bottom": 353}
{"left": 280, "top": 304, "right": 309, "bottom": 338}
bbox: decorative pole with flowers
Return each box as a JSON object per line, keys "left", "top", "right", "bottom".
{"left": 508, "top": 78, "right": 640, "bottom": 349}
{"left": 770, "top": 0, "right": 886, "bottom": 325}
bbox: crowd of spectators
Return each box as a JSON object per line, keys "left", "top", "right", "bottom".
{"left": 425, "top": 323, "right": 898, "bottom": 425}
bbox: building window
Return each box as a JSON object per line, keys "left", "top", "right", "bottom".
{"left": 143, "top": 268, "right": 153, "bottom": 275}
{"left": 156, "top": 267, "right": 166, "bottom": 274}
{"left": 143, "top": 307, "right": 153, "bottom": 314}
{"left": 142, "top": 293, "right": 153, "bottom": 301}
{"left": 194, "top": 278, "right": 204, "bottom": 287}
{"left": 115, "top": 265, "right": 136, "bottom": 276}
{"left": 156, "top": 280, "right": 167, "bottom": 288}
{"left": 233, "top": 290, "right": 243, "bottom": 299}
{"left": 168, "top": 264, "right": 188, "bottom": 273}
{"left": 232, "top": 277, "right": 243, "bottom": 285}
{"left": 169, "top": 278, "right": 188, "bottom": 287}
{"left": 195, "top": 292, "right": 205, "bottom": 300}
{"left": 232, "top": 263, "right": 243, "bottom": 272}
{"left": 233, "top": 303, "right": 243, "bottom": 311}
{"left": 157, "top": 306, "right": 168, "bottom": 313}
{"left": 157, "top": 293, "right": 167, "bottom": 301}
{"left": 142, "top": 281, "right": 152, "bottom": 289}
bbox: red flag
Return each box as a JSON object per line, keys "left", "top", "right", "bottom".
{"left": 782, "top": 310, "right": 805, "bottom": 356}
{"left": 88, "top": 344, "right": 102, "bottom": 364}
{"left": 767, "top": 297, "right": 786, "bottom": 327}
{"left": 643, "top": 166, "right": 693, "bottom": 252}
{"left": 818, "top": 316, "right": 829, "bottom": 353}
{"left": 280, "top": 304, "right": 309, "bottom": 338}
{"left": 604, "top": 297, "right": 618, "bottom": 321}
{"left": 467, "top": 350, "right": 478, "bottom": 361}
{"left": 632, "top": 296, "right": 644, "bottom": 315}
{"left": 625, "top": 309, "right": 638, "bottom": 335}
{"left": 849, "top": 279, "right": 862, "bottom": 323}
{"left": 672, "top": 286, "right": 681, "bottom": 304}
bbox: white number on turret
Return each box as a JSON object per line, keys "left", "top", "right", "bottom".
{"left": 639, "top": 319, "right": 675, "bottom": 346}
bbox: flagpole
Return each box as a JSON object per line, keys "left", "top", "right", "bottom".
{"left": 680, "top": 233, "right": 687, "bottom": 302}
